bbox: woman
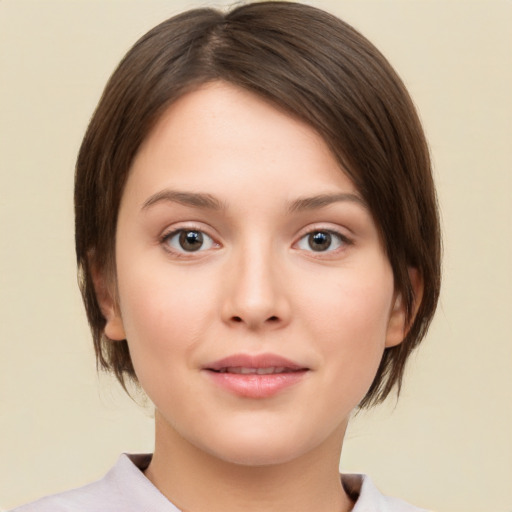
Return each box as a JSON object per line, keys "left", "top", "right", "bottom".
{"left": 12, "top": 2, "right": 440, "bottom": 510}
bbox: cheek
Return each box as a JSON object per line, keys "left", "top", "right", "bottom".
{"left": 297, "top": 263, "right": 394, "bottom": 373}
{"left": 306, "top": 268, "right": 392, "bottom": 326}
{"left": 115, "top": 262, "right": 219, "bottom": 374}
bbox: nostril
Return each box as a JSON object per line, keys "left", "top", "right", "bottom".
{"left": 230, "top": 315, "right": 279, "bottom": 324}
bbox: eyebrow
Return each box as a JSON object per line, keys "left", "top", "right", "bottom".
{"left": 288, "top": 193, "right": 367, "bottom": 212}
{"left": 142, "top": 189, "right": 367, "bottom": 214}
{"left": 142, "top": 190, "right": 226, "bottom": 211}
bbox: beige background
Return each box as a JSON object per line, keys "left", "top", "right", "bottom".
{"left": 1, "top": 0, "right": 511, "bottom": 510}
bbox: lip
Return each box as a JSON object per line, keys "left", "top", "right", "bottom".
{"left": 203, "top": 353, "right": 309, "bottom": 399}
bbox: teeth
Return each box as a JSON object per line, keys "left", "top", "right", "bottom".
{"left": 219, "top": 366, "right": 292, "bottom": 375}
{"left": 257, "top": 366, "right": 287, "bottom": 374}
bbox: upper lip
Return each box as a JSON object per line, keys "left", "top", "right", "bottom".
{"left": 204, "top": 353, "right": 308, "bottom": 372}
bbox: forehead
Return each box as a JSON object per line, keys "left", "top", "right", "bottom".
{"left": 125, "top": 81, "right": 361, "bottom": 209}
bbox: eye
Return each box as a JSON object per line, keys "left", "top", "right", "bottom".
{"left": 296, "top": 230, "right": 348, "bottom": 252}
{"left": 162, "top": 229, "right": 216, "bottom": 253}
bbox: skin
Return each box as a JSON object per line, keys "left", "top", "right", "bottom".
{"left": 97, "top": 81, "right": 411, "bottom": 512}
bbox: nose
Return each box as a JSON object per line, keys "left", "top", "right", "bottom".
{"left": 221, "top": 242, "right": 291, "bottom": 331}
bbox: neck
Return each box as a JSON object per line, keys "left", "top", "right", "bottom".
{"left": 144, "top": 411, "right": 353, "bottom": 512}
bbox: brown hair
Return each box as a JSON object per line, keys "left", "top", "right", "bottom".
{"left": 75, "top": 1, "right": 441, "bottom": 408}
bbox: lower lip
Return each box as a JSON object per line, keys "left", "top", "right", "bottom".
{"left": 205, "top": 370, "right": 307, "bottom": 399}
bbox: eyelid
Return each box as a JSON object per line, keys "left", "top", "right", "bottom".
{"left": 293, "top": 225, "right": 353, "bottom": 253}
{"left": 159, "top": 223, "right": 221, "bottom": 256}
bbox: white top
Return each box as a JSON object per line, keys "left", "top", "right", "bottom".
{"left": 10, "top": 453, "right": 431, "bottom": 512}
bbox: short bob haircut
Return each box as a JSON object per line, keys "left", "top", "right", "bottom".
{"left": 75, "top": 1, "right": 441, "bottom": 408}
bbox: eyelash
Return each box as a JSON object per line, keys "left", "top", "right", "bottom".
{"left": 159, "top": 226, "right": 352, "bottom": 257}
{"left": 295, "top": 228, "right": 352, "bottom": 254}
{"left": 160, "top": 226, "right": 218, "bottom": 257}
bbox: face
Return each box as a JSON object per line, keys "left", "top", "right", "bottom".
{"left": 101, "top": 81, "right": 407, "bottom": 466}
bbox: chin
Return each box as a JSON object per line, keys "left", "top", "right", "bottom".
{"left": 206, "top": 438, "right": 309, "bottom": 467}
{"left": 193, "top": 421, "right": 332, "bottom": 468}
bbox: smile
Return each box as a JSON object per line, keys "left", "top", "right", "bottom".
{"left": 204, "top": 353, "right": 309, "bottom": 399}
{"left": 215, "top": 367, "right": 302, "bottom": 375}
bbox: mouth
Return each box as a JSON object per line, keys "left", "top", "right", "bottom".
{"left": 203, "top": 354, "right": 309, "bottom": 398}
{"left": 213, "top": 366, "right": 304, "bottom": 375}
{"left": 205, "top": 353, "right": 308, "bottom": 373}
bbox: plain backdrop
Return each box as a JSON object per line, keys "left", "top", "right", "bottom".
{"left": 1, "top": 1, "right": 511, "bottom": 511}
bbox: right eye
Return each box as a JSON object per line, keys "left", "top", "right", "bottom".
{"left": 162, "top": 229, "right": 216, "bottom": 253}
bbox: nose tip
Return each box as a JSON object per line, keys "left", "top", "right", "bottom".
{"left": 226, "top": 296, "right": 288, "bottom": 330}
{"left": 221, "top": 253, "right": 291, "bottom": 331}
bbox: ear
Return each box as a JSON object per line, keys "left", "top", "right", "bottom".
{"left": 91, "top": 264, "right": 126, "bottom": 341}
{"left": 385, "top": 268, "right": 423, "bottom": 348}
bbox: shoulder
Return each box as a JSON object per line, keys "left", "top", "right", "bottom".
{"left": 9, "top": 454, "right": 178, "bottom": 512}
{"left": 342, "top": 473, "right": 433, "bottom": 512}
{"left": 9, "top": 477, "right": 116, "bottom": 512}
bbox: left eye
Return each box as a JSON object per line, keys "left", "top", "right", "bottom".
{"left": 163, "top": 229, "right": 216, "bottom": 253}
{"left": 296, "top": 230, "right": 346, "bottom": 252}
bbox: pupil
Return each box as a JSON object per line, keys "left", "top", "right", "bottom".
{"left": 179, "top": 230, "right": 203, "bottom": 251}
{"left": 309, "top": 231, "right": 331, "bottom": 251}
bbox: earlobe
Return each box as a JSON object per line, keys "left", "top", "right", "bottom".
{"left": 103, "top": 308, "right": 126, "bottom": 342}
{"left": 385, "top": 268, "right": 423, "bottom": 348}
{"left": 91, "top": 265, "right": 126, "bottom": 341}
